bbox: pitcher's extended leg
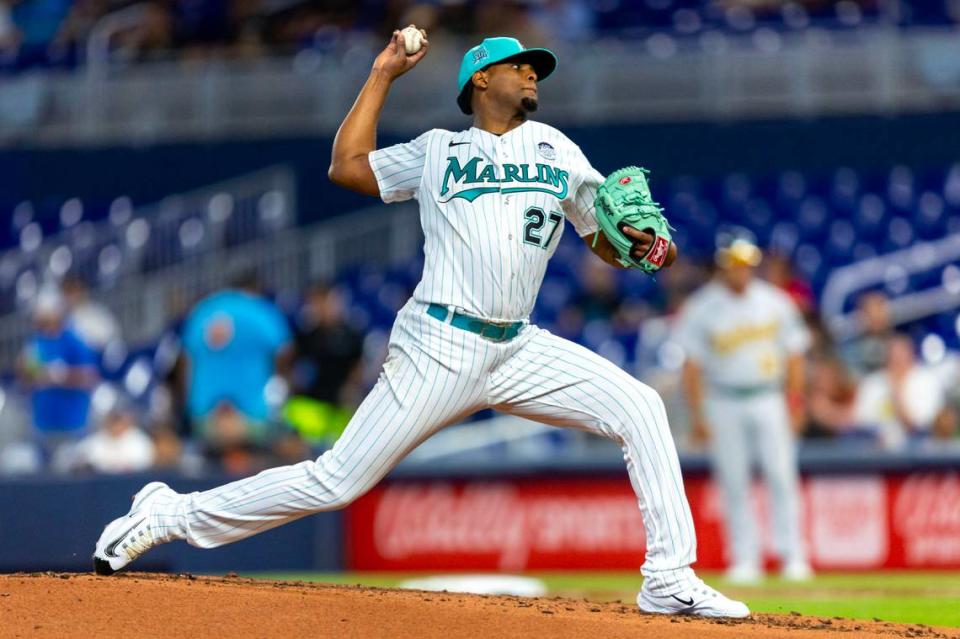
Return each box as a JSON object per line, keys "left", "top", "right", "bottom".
{"left": 94, "top": 308, "right": 493, "bottom": 574}
{"left": 154, "top": 337, "right": 487, "bottom": 547}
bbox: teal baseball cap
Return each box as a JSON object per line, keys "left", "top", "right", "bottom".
{"left": 456, "top": 37, "right": 558, "bottom": 114}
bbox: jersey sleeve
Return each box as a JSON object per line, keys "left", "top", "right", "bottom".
{"left": 778, "top": 292, "right": 812, "bottom": 354}
{"left": 368, "top": 131, "right": 432, "bottom": 203}
{"left": 561, "top": 145, "right": 601, "bottom": 237}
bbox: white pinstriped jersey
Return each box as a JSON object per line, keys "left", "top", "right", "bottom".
{"left": 674, "top": 280, "right": 810, "bottom": 388}
{"left": 369, "top": 120, "right": 602, "bottom": 321}
{"left": 133, "top": 103, "right": 702, "bottom": 599}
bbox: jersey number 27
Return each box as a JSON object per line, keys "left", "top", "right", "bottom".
{"left": 523, "top": 207, "right": 563, "bottom": 249}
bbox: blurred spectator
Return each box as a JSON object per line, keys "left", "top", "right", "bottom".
{"left": 0, "top": 385, "right": 36, "bottom": 475}
{"left": 852, "top": 333, "right": 946, "bottom": 449}
{"left": 61, "top": 273, "right": 121, "bottom": 352}
{"left": 932, "top": 404, "right": 959, "bottom": 442}
{"left": 805, "top": 355, "right": 858, "bottom": 438}
{"left": 15, "top": 289, "right": 98, "bottom": 466}
{"left": 0, "top": 0, "right": 956, "bottom": 73}
{"left": 0, "top": 1, "right": 18, "bottom": 52}
{"left": 764, "top": 252, "right": 814, "bottom": 315}
{"left": 149, "top": 286, "right": 196, "bottom": 440}
{"left": 802, "top": 312, "right": 835, "bottom": 361}
{"left": 180, "top": 271, "right": 296, "bottom": 461}
{"left": 68, "top": 404, "right": 155, "bottom": 474}
{"left": 6, "top": 0, "right": 72, "bottom": 65}
{"left": 285, "top": 283, "right": 363, "bottom": 447}
{"left": 842, "top": 290, "right": 894, "bottom": 376}
{"left": 151, "top": 425, "right": 184, "bottom": 467}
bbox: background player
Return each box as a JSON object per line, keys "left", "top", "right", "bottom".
{"left": 93, "top": 28, "right": 748, "bottom": 618}
{"left": 675, "top": 234, "right": 813, "bottom": 583}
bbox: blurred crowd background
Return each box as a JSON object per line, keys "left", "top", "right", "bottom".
{"left": 1, "top": 0, "right": 959, "bottom": 477}
{"left": 0, "top": 0, "right": 958, "bottom": 72}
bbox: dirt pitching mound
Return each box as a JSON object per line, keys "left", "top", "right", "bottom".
{"left": 1, "top": 573, "right": 956, "bottom": 639}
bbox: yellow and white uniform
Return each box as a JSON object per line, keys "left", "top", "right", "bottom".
{"left": 675, "top": 278, "right": 810, "bottom": 572}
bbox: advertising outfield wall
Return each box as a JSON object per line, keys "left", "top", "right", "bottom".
{"left": 1, "top": 457, "right": 957, "bottom": 573}
{"left": 345, "top": 472, "right": 960, "bottom": 572}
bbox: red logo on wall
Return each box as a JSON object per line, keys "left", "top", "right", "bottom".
{"left": 345, "top": 473, "right": 960, "bottom": 571}
{"left": 347, "top": 479, "right": 646, "bottom": 571}
{"left": 892, "top": 473, "right": 960, "bottom": 565}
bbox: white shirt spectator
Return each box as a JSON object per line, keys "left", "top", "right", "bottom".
{"left": 853, "top": 363, "right": 945, "bottom": 449}
{"left": 69, "top": 301, "right": 121, "bottom": 351}
{"left": 71, "top": 410, "right": 155, "bottom": 473}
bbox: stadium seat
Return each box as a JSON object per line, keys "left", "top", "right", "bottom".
{"left": 58, "top": 198, "right": 84, "bottom": 231}
{"left": 796, "top": 196, "right": 829, "bottom": 239}
{"left": 854, "top": 193, "right": 887, "bottom": 238}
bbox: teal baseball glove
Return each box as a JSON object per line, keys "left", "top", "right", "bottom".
{"left": 593, "top": 166, "right": 673, "bottom": 272}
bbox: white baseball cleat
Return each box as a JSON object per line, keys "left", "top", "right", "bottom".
{"left": 725, "top": 562, "right": 764, "bottom": 585}
{"left": 637, "top": 578, "right": 750, "bottom": 618}
{"left": 781, "top": 561, "right": 814, "bottom": 582}
{"left": 92, "top": 481, "right": 175, "bottom": 576}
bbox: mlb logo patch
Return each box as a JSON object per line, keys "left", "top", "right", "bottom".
{"left": 472, "top": 47, "right": 489, "bottom": 64}
{"left": 537, "top": 142, "right": 556, "bottom": 160}
{"left": 646, "top": 236, "right": 670, "bottom": 267}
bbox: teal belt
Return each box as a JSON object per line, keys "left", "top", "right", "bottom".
{"left": 426, "top": 303, "right": 524, "bottom": 342}
{"left": 709, "top": 384, "right": 779, "bottom": 398}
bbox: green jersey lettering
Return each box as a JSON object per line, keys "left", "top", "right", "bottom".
{"left": 440, "top": 156, "right": 570, "bottom": 203}
{"left": 440, "top": 156, "right": 482, "bottom": 197}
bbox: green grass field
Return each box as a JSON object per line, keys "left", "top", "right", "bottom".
{"left": 246, "top": 571, "right": 960, "bottom": 628}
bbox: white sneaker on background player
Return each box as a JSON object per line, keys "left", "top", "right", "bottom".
{"left": 93, "top": 482, "right": 174, "bottom": 575}
{"left": 725, "top": 562, "right": 763, "bottom": 585}
{"left": 781, "top": 560, "right": 814, "bottom": 582}
{"left": 637, "top": 577, "right": 750, "bottom": 618}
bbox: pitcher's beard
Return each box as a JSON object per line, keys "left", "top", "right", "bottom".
{"left": 520, "top": 97, "right": 538, "bottom": 113}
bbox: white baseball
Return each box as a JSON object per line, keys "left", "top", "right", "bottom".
{"left": 400, "top": 26, "right": 423, "bottom": 55}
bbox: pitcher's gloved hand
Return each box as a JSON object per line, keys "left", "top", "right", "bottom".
{"left": 593, "top": 166, "right": 673, "bottom": 272}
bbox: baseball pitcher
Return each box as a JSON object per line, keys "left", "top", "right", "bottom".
{"left": 93, "top": 29, "right": 748, "bottom": 618}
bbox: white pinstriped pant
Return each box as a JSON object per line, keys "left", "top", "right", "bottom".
{"left": 152, "top": 300, "right": 697, "bottom": 594}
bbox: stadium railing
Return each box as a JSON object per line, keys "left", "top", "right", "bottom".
{"left": 823, "top": 233, "right": 960, "bottom": 340}
{"left": 0, "top": 29, "right": 958, "bottom": 145}
{"left": 0, "top": 177, "right": 421, "bottom": 371}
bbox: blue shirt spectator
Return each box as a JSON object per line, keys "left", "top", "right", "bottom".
{"left": 10, "top": 0, "right": 71, "bottom": 47}
{"left": 182, "top": 288, "right": 292, "bottom": 423}
{"left": 19, "top": 291, "right": 98, "bottom": 435}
